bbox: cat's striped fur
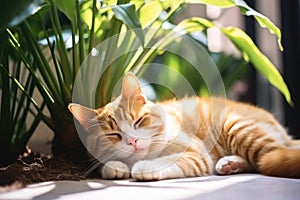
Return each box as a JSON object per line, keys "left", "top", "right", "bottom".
{"left": 69, "top": 72, "right": 300, "bottom": 180}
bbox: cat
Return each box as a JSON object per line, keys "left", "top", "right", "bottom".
{"left": 68, "top": 72, "right": 300, "bottom": 180}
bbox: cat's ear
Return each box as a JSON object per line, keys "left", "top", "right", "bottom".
{"left": 68, "top": 103, "right": 98, "bottom": 131}
{"left": 122, "top": 72, "right": 146, "bottom": 103}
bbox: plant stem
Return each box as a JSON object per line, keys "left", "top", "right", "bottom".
{"left": 76, "top": 0, "right": 85, "bottom": 64}
{"left": 21, "top": 22, "right": 63, "bottom": 105}
{"left": 71, "top": 23, "right": 79, "bottom": 82}
{"left": 88, "top": 0, "right": 97, "bottom": 52}
{"left": 50, "top": 0, "right": 73, "bottom": 88}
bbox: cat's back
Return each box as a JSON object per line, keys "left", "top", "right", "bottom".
{"left": 158, "top": 96, "right": 264, "bottom": 120}
{"left": 197, "top": 97, "right": 289, "bottom": 145}
{"left": 179, "top": 96, "right": 277, "bottom": 122}
{"left": 158, "top": 96, "right": 285, "bottom": 137}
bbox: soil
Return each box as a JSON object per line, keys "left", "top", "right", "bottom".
{"left": 0, "top": 147, "right": 98, "bottom": 192}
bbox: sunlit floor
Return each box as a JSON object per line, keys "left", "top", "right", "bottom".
{"left": 0, "top": 174, "right": 299, "bottom": 200}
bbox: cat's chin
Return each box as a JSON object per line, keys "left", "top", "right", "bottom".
{"left": 125, "top": 148, "right": 150, "bottom": 166}
{"left": 126, "top": 146, "right": 149, "bottom": 155}
{"left": 133, "top": 148, "right": 148, "bottom": 154}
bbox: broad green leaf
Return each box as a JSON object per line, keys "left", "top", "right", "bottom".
{"left": 161, "top": 0, "right": 184, "bottom": 20}
{"left": 185, "top": 0, "right": 235, "bottom": 8}
{"left": 162, "top": 0, "right": 181, "bottom": 8}
{"left": 175, "top": 17, "right": 291, "bottom": 104}
{"left": 81, "top": 0, "right": 102, "bottom": 30}
{"left": 112, "top": 4, "right": 144, "bottom": 45}
{"left": 0, "top": 0, "right": 43, "bottom": 32}
{"left": 138, "top": 1, "right": 163, "bottom": 28}
{"left": 221, "top": 27, "right": 291, "bottom": 104}
{"left": 130, "top": 0, "right": 145, "bottom": 10}
{"left": 25, "top": 4, "right": 51, "bottom": 41}
{"left": 31, "top": 3, "right": 51, "bottom": 19}
{"left": 233, "top": 0, "right": 283, "bottom": 51}
{"left": 254, "top": 15, "right": 283, "bottom": 51}
{"left": 175, "top": 17, "right": 214, "bottom": 33}
{"left": 103, "top": 0, "right": 117, "bottom": 5}
{"left": 53, "top": 0, "right": 76, "bottom": 23}
{"left": 186, "top": 0, "right": 283, "bottom": 51}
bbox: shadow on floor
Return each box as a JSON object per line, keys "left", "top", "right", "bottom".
{"left": 0, "top": 174, "right": 300, "bottom": 200}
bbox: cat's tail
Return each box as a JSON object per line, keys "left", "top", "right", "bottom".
{"left": 258, "top": 148, "right": 300, "bottom": 178}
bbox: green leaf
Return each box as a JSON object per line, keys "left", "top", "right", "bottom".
{"left": 233, "top": 0, "right": 283, "bottom": 51}
{"left": 175, "top": 17, "right": 214, "bottom": 33}
{"left": 186, "top": 0, "right": 283, "bottom": 51}
{"left": 112, "top": 4, "right": 144, "bottom": 45}
{"left": 174, "top": 17, "right": 291, "bottom": 104}
{"left": 0, "top": 0, "right": 43, "bottom": 32}
{"left": 0, "top": 65, "right": 41, "bottom": 113}
{"left": 221, "top": 27, "right": 291, "bottom": 104}
{"left": 185, "top": 0, "right": 235, "bottom": 8}
{"left": 138, "top": 1, "right": 163, "bottom": 28}
{"left": 53, "top": 0, "right": 76, "bottom": 23}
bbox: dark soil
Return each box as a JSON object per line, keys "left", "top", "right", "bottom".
{"left": 0, "top": 148, "right": 98, "bottom": 192}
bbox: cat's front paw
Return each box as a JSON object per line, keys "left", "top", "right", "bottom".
{"left": 131, "top": 160, "right": 164, "bottom": 181}
{"left": 131, "top": 160, "right": 183, "bottom": 181}
{"left": 101, "top": 161, "right": 130, "bottom": 179}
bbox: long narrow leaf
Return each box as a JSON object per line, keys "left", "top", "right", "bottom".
{"left": 12, "top": 66, "right": 34, "bottom": 129}
{"left": 187, "top": 0, "right": 283, "bottom": 50}
{"left": 221, "top": 27, "right": 291, "bottom": 104}
{"left": 38, "top": 17, "right": 71, "bottom": 102}
{"left": 10, "top": 60, "right": 21, "bottom": 127}
{"left": 0, "top": 0, "right": 43, "bottom": 32}
{"left": 0, "top": 65, "right": 43, "bottom": 115}
{"left": 20, "top": 22, "right": 63, "bottom": 104}
{"left": 0, "top": 63, "right": 12, "bottom": 143}
{"left": 49, "top": 1, "right": 73, "bottom": 88}
{"left": 7, "top": 29, "right": 57, "bottom": 109}
{"left": 185, "top": 0, "right": 235, "bottom": 8}
{"left": 53, "top": 0, "right": 76, "bottom": 23}
{"left": 112, "top": 4, "right": 144, "bottom": 45}
{"left": 233, "top": 0, "right": 283, "bottom": 50}
{"left": 50, "top": 42, "right": 72, "bottom": 103}
{"left": 76, "top": 0, "right": 85, "bottom": 64}
{"left": 138, "top": 1, "right": 163, "bottom": 28}
{"left": 136, "top": 17, "right": 292, "bottom": 105}
{"left": 88, "top": 0, "right": 97, "bottom": 52}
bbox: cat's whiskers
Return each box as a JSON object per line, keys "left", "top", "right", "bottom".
{"left": 151, "top": 141, "right": 169, "bottom": 144}
{"left": 84, "top": 159, "right": 101, "bottom": 177}
{"left": 150, "top": 140, "right": 170, "bottom": 148}
{"left": 84, "top": 153, "right": 118, "bottom": 176}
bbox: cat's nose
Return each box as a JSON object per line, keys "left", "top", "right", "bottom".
{"left": 127, "top": 138, "right": 138, "bottom": 148}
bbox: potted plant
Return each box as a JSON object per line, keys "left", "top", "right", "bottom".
{"left": 0, "top": 0, "right": 291, "bottom": 168}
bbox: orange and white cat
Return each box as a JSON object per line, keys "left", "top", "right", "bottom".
{"left": 69, "top": 72, "right": 300, "bottom": 180}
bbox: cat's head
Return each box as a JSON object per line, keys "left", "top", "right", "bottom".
{"left": 68, "top": 72, "right": 166, "bottom": 163}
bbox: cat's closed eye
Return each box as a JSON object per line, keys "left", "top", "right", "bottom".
{"left": 134, "top": 114, "right": 151, "bottom": 129}
{"left": 106, "top": 132, "right": 122, "bottom": 140}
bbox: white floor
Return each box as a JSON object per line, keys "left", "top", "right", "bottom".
{"left": 1, "top": 174, "right": 300, "bottom": 200}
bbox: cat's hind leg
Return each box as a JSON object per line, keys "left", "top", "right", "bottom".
{"left": 215, "top": 155, "right": 254, "bottom": 175}
{"left": 258, "top": 148, "right": 300, "bottom": 178}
